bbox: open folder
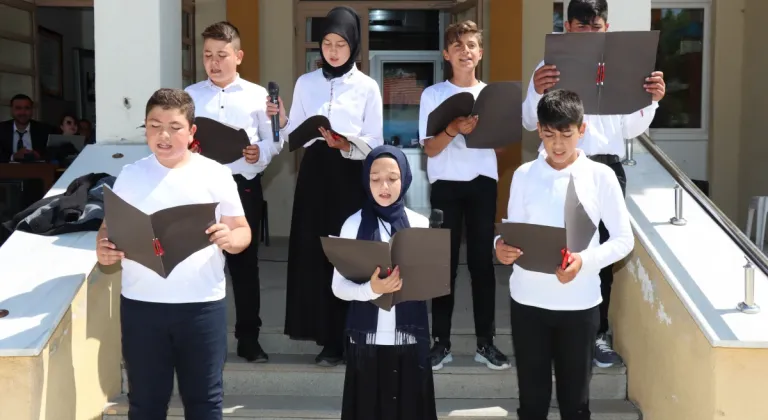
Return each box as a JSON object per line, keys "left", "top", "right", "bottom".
{"left": 544, "top": 31, "right": 660, "bottom": 115}
{"left": 496, "top": 176, "right": 597, "bottom": 273}
{"left": 425, "top": 81, "right": 523, "bottom": 149}
{"left": 193, "top": 116, "right": 251, "bottom": 164}
{"left": 103, "top": 185, "right": 219, "bottom": 279}
{"left": 320, "top": 227, "right": 451, "bottom": 311}
{"left": 288, "top": 115, "right": 372, "bottom": 154}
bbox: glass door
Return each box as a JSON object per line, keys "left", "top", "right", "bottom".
{"left": 370, "top": 51, "right": 442, "bottom": 217}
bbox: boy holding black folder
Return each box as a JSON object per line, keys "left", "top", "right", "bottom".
{"left": 186, "top": 21, "right": 286, "bottom": 362}
{"left": 97, "top": 88, "right": 251, "bottom": 419}
{"left": 522, "top": 0, "right": 666, "bottom": 367}
{"left": 497, "top": 89, "right": 633, "bottom": 420}
{"left": 418, "top": 20, "right": 509, "bottom": 371}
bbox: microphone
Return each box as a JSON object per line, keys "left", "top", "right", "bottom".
{"left": 268, "top": 81, "right": 280, "bottom": 142}
{"left": 429, "top": 209, "right": 443, "bottom": 228}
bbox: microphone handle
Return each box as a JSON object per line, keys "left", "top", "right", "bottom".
{"left": 270, "top": 95, "right": 280, "bottom": 142}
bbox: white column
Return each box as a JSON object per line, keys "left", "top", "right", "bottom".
{"left": 94, "top": 0, "right": 182, "bottom": 143}
{"left": 563, "top": 0, "right": 651, "bottom": 31}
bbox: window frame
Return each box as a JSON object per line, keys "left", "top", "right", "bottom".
{"left": 0, "top": 0, "right": 38, "bottom": 117}
{"left": 182, "top": 0, "right": 196, "bottom": 88}
{"left": 649, "top": 0, "right": 712, "bottom": 141}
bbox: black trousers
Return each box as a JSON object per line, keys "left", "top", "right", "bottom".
{"left": 225, "top": 174, "right": 264, "bottom": 341}
{"left": 430, "top": 175, "right": 497, "bottom": 347}
{"left": 593, "top": 159, "right": 627, "bottom": 335}
{"left": 510, "top": 298, "right": 600, "bottom": 420}
{"left": 121, "top": 296, "right": 227, "bottom": 420}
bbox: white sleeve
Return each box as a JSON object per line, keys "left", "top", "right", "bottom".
{"left": 284, "top": 77, "right": 309, "bottom": 137}
{"left": 331, "top": 213, "right": 384, "bottom": 301}
{"left": 418, "top": 88, "right": 437, "bottom": 146}
{"left": 494, "top": 168, "right": 527, "bottom": 249}
{"left": 522, "top": 61, "right": 545, "bottom": 132}
{"left": 340, "top": 82, "right": 384, "bottom": 160}
{"left": 252, "top": 95, "right": 286, "bottom": 170}
{"left": 578, "top": 168, "right": 634, "bottom": 273}
{"left": 621, "top": 102, "right": 659, "bottom": 139}
{"left": 213, "top": 166, "right": 245, "bottom": 218}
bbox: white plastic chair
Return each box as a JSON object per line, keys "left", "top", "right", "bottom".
{"left": 745, "top": 196, "right": 768, "bottom": 250}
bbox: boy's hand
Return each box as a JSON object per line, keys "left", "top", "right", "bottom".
{"left": 555, "top": 253, "right": 583, "bottom": 284}
{"left": 449, "top": 115, "right": 478, "bottom": 136}
{"left": 243, "top": 144, "right": 260, "bottom": 163}
{"left": 533, "top": 64, "right": 560, "bottom": 95}
{"left": 319, "top": 127, "right": 351, "bottom": 152}
{"left": 495, "top": 238, "right": 522, "bottom": 265}
{"left": 370, "top": 266, "right": 402, "bottom": 295}
{"left": 644, "top": 71, "right": 666, "bottom": 102}
{"left": 265, "top": 95, "right": 288, "bottom": 129}
{"left": 97, "top": 237, "right": 124, "bottom": 266}
{"left": 207, "top": 223, "right": 236, "bottom": 252}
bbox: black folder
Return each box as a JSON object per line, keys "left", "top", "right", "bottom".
{"left": 103, "top": 185, "right": 218, "bottom": 278}
{"left": 544, "top": 31, "right": 660, "bottom": 115}
{"left": 425, "top": 82, "right": 523, "bottom": 149}
{"left": 320, "top": 228, "right": 451, "bottom": 311}
{"left": 193, "top": 116, "right": 251, "bottom": 164}
{"left": 288, "top": 115, "right": 372, "bottom": 154}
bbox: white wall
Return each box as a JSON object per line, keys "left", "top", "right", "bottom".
{"left": 259, "top": 0, "right": 295, "bottom": 238}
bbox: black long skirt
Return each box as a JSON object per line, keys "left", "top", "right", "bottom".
{"left": 342, "top": 344, "right": 438, "bottom": 420}
{"left": 283, "top": 141, "right": 366, "bottom": 346}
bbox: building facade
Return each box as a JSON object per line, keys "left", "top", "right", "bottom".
{"left": 1, "top": 0, "right": 765, "bottom": 235}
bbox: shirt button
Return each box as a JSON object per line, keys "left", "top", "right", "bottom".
{"left": 220, "top": 106, "right": 224, "bottom": 109}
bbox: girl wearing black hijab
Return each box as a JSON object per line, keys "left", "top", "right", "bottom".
{"left": 283, "top": 6, "right": 384, "bottom": 366}
{"left": 332, "top": 145, "right": 437, "bottom": 420}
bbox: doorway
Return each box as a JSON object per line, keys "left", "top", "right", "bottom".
{"left": 295, "top": 0, "right": 482, "bottom": 216}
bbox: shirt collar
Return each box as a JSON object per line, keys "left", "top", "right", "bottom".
{"left": 537, "top": 148, "right": 588, "bottom": 174}
{"left": 13, "top": 121, "right": 29, "bottom": 134}
{"left": 206, "top": 73, "right": 243, "bottom": 91}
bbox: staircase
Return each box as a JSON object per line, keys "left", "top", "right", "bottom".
{"left": 102, "top": 239, "right": 640, "bottom": 419}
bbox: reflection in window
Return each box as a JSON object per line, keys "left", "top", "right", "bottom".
{"left": 651, "top": 8, "right": 705, "bottom": 129}
{"left": 554, "top": 3, "right": 564, "bottom": 33}
{"left": 382, "top": 62, "right": 434, "bottom": 148}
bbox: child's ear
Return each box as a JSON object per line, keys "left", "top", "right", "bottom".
{"left": 189, "top": 123, "right": 197, "bottom": 139}
{"left": 442, "top": 49, "right": 450, "bottom": 62}
{"left": 578, "top": 122, "right": 587, "bottom": 137}
{"left": 536, "top": 122, "right": 545, "bottom": 139}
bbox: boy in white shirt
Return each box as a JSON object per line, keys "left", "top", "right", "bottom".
{"left": 96, "top": 88, "right": 251, "bottom": 419}
{"left": 418, "top": 20, "right": 509, "bottom": 371}
{"left": 186, "top": 21, "right": 286, "bottom": 363}
{"left": 522, "top": 0, "right": 665, "bottom": 367}
{"left": 496, "top": 89, "right": 633, "bottom": 420}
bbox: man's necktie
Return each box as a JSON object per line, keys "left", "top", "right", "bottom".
{"left": 16, "top": 130, "right": 25, "bottom": 151}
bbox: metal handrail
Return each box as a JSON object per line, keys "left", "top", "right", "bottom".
{"left": 633, "top": 133, "right": 768, "bottom": 275}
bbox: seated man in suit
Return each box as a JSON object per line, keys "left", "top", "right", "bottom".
{"left": 0, "top": 94, "right": 52, "bottom": 162}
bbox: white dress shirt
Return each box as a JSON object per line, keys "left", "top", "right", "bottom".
{"left": 496, "top": 150, "right": 633, "bottom": 310}
{"left": 523, "top": 60, "right": 658, "bottom": 158}
{"left": 11, "top": 122, "right": 33, "bottom": 162}
{"left": 418, "top": 80, "right": 498, "bottom": 184}
{"left": 331, "top": 207, "right": 428, "bottom": 345}
{"left": 284, "top": 66, "right": 384, "bottom": 160}
{"left": 185, "top": 74, "right": 285, "bottom": 180}
{"left": 113, "top": 153, "right": 245, "bottom": 304}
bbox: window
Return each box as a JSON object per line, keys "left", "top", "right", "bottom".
{"left": 650, "top": 5, "right": 708, "bottom": 132}
{"left": 554, "top": 2, "right": 564, "bottom": 33}
{"left": 0, "top": 0, "right": 36, "bottom": 119}
{"left": 182, "top": 2, "right": 195, "bottom": 88}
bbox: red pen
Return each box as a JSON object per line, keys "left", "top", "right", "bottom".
{"left": 560, "top": 248, "right": 571, "bottom": 270}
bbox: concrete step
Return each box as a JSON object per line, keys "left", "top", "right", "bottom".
{"left": 122, "top": 354, "right": 627, "bottom": 400}
{"left": 103, "top": 395, "right": 640, "bottom": 419}
{"left": 242, "top": 328, "right": 515, "bottom": 356}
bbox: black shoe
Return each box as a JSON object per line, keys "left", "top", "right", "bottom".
{"left": 475, "top": 343, "right": 510, "bottom": 370}
{"left": 429, "top": 341, "right": 453, "bottom": 371}
{"left": 315, "top": 345, "right": 343, "bottom": 367}
{"left": 237, "top": 338, "right": 268, "bottom": 363}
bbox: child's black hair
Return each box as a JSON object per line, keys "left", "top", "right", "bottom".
{"left": 145, "top": 88, "right": 196, "bottom": 127}
{"left": 567, "top": 0, "right": 608, "bottom": 25}
{"left": 537, "top": 89, "right": 584, "bottom": 132}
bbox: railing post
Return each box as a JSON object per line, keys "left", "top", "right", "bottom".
{"left": 622, "top": 137, "right": 637, "bottom": 166}
{"left": 669, "top": 184, "right": 687, "bottom": 226}
{"left": 738, "top": 258, "right": 761, "bottom": 314}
